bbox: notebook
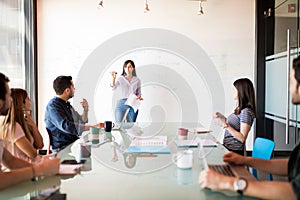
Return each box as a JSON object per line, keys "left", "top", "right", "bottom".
{"left": 125, "top": 136, "right": 170, "bottom": 154}
{"left": 174, "top": 139, "right": 199, "bottom": 148}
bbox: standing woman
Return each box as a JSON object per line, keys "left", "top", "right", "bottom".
{"left": 0, "top": 88, "right": 43, "bottom": 162}
{"left": 111, "top": 60, "right": 142, "bottom": 123}
{"left": 215, "top": 78, "right": 256, "bottom": 156}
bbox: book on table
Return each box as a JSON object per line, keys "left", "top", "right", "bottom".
{"left": 125, "top": 136, "right": 171, "bottom": 154}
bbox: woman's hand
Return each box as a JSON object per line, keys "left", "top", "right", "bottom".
{"left": 215, "top": 112, "right": 227, "bottom": 127}
{"left": 34, "top": 157, "right": 60, "bottom": 177}
{"left": 136, "top": 96, "right": 143, "bottom": 101}
{"left": 111, "top": 71, "right": 117, "bottom": 79}
{"left": 24, "top": 114, "right": 36, "bottom": 128}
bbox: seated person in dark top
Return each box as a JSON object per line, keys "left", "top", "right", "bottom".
{"left": 45, "top": 76, "right": 97, "bottom": 151}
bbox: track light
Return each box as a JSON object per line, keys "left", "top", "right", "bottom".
{"left": 144, "top": 0, "right": 150, "bottom": 12}
{"left": 197, "top": 0, "right": 204, "bottom": 15}
{"left": 97, "top": 0, "right": 104, "bottom": 8}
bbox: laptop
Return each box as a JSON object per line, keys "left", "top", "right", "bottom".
{"left": 200, "top": 145, "right": 256, "bottom": 181}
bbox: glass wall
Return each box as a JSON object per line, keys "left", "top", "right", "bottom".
{"left": 0, "top": 0, "right": 25, "bottom": 87}
{"left": 265, "top": 0, "right": 300, "bottom": 151}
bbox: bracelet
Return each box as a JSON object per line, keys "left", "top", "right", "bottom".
{"left": 31, "top": 165, "right": 37, "bottom": 181}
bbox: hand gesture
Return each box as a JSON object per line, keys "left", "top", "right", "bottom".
{"left": 215, "top": 112, "right": 227, "bottom": 127}
{"left": 111, "top": 71, "right": 117, "bottom": 79}
{"left": 136, "top": 96, "right": 144, "bottom": 101}
{"left": 80, "top": 98, "right": 89, "bottom": 112}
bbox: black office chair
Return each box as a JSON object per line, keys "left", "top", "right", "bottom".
{"left": 46, "top": 128, "right": 53, "bottom": 154}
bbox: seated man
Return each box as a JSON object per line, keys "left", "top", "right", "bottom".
{"left": 198, "top": 56, "right": 300, "bottom": 200}
{"left": 45, "top": 76, "right": 96, "bottom": 151}
{"left": 0, "top": 73, "right": 59, "bottom": 190}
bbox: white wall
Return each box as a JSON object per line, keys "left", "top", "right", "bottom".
{"left": 37, "top": 0, "right": 255, "bottom": 149}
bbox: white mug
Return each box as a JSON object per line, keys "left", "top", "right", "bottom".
{"left": 172, "top": 150, "right": 193, "bottom": 169}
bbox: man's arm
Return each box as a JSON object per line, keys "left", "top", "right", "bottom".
{"left": 1, "top": 148, "right": 60, "bottom": 190}
{"left": 199, "top": 169, "right": 296, "bottom": 200}
{"left": 245, "top": 157, "right": 288, "bottom": 176}
{"left": 223, "top": 152, "right": 288, "bottom": 176}
{"left": 0, "top": 148, "right": 34, "bottom": 190}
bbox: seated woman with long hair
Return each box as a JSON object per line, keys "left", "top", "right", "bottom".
{"left": 0, "top": 88, "right": 43, "bottom": 163}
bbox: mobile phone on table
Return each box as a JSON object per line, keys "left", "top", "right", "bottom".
{"left": 61, "top": 159, "right": 86, "bottom": 165}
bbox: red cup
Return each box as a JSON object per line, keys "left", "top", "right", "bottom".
{"left": 178, "top": 128, "right": 188, "bottom": 140}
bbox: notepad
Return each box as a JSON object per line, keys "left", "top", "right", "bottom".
{"left": 174, "top": 140, "right": 199, "bottom": 148}
{"left": 130, "top": 136, "right": 167, "bottom": 146}
{"left": 198, "top": 139, "right": 217, "bottom": 147}
{"left": 125, "top": 136, "right": 170, "bottom": 154}
{"left": 125, "top": 146, "right": 171, "bottom": 154}
{"left": 193, "top": 127, "right": 212, "bottom": 134}
{"left": 59, "top": 164, "right": 82, "bottom": 175}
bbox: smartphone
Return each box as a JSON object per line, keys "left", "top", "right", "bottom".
{"left": 61, "top": 159, "right": 86, "bottom": 165}
{"left": 30, "top": 186, "right": 60, "bottom": 200}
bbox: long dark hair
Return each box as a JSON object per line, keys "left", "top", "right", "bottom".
{"left": 233, "top": 78, "right": 256, "bottom": 116}
{"left": 121, "top": 60, "right": 137, "bottom": 76}
{"left": 293, "top": 56, "right": 300, "bottom": 88}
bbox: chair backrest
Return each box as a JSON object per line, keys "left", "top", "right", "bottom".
{"left": 252, "top": 137, "right": 275, "bottom": 180}
{"left": 252, "top": 137, "right": 275, "bottom": 159}
{"left": 46, "top": 128, "right": 53, "bottom": 154}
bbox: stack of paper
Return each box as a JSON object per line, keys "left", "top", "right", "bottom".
{"left": 130, "top": 136, "right": 167, "bottom": 146}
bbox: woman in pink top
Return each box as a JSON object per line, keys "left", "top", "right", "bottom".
{"left": 0, "top": 88, "right": 43, "bottom": 163}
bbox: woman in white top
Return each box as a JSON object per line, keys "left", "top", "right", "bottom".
{"left": 111, "top": 60, "right": 143, "bottom": 123}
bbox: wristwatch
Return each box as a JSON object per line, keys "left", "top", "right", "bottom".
{"left": 233, "top": 178, "right": 247, "bottom": 194}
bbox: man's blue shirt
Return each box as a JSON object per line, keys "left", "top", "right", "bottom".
{"left": 44, "top": 97, "right": 87, "bottom": 150}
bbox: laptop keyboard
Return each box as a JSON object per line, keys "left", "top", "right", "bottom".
{"left": 208, "top": 164, "right": 235, "bottom": 177}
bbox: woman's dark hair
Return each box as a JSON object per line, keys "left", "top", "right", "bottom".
{"left": 293, "top": 56, "right": 300, "bottom": 88}
{"left": 53, "top": 76, "right": 73, "bottom": 95}
{"left": 233, "top": 78, "right": 256, "bottom": 116}
{"left": 121, "top": 60, "right": 137, "bottom": 76}
{"left": 0, "top": 73, "right": 10, "bottom": 101}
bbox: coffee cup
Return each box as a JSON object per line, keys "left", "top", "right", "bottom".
{"left": 90, "top": 127, "right": 100, "bottom": 144}
{"left": 104, "top": 121, "right": 115, "bottom": 132}
{"left": 99, "top": 122, "right": 104, "bottom": 129}
{"left": 178, "top": 128, "right": 188, "bottom": 140}
{"left": 172, "top": 150, "right": 193, "bottom": 169}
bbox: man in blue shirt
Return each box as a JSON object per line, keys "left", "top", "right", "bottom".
{"left": 45, "top": 76, "right": 92, "bottom": 151}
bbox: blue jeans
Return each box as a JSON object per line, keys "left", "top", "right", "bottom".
{"left": 115, "top": 98, "right": 138, "bottom": 123}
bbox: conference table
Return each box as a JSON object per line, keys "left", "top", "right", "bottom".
{"left": 0, "top": 122, "right": 258, "bottom": 200}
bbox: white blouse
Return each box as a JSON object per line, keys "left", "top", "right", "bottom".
{"left": 113, "top": 76, "right": 141, "bottom": 99}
